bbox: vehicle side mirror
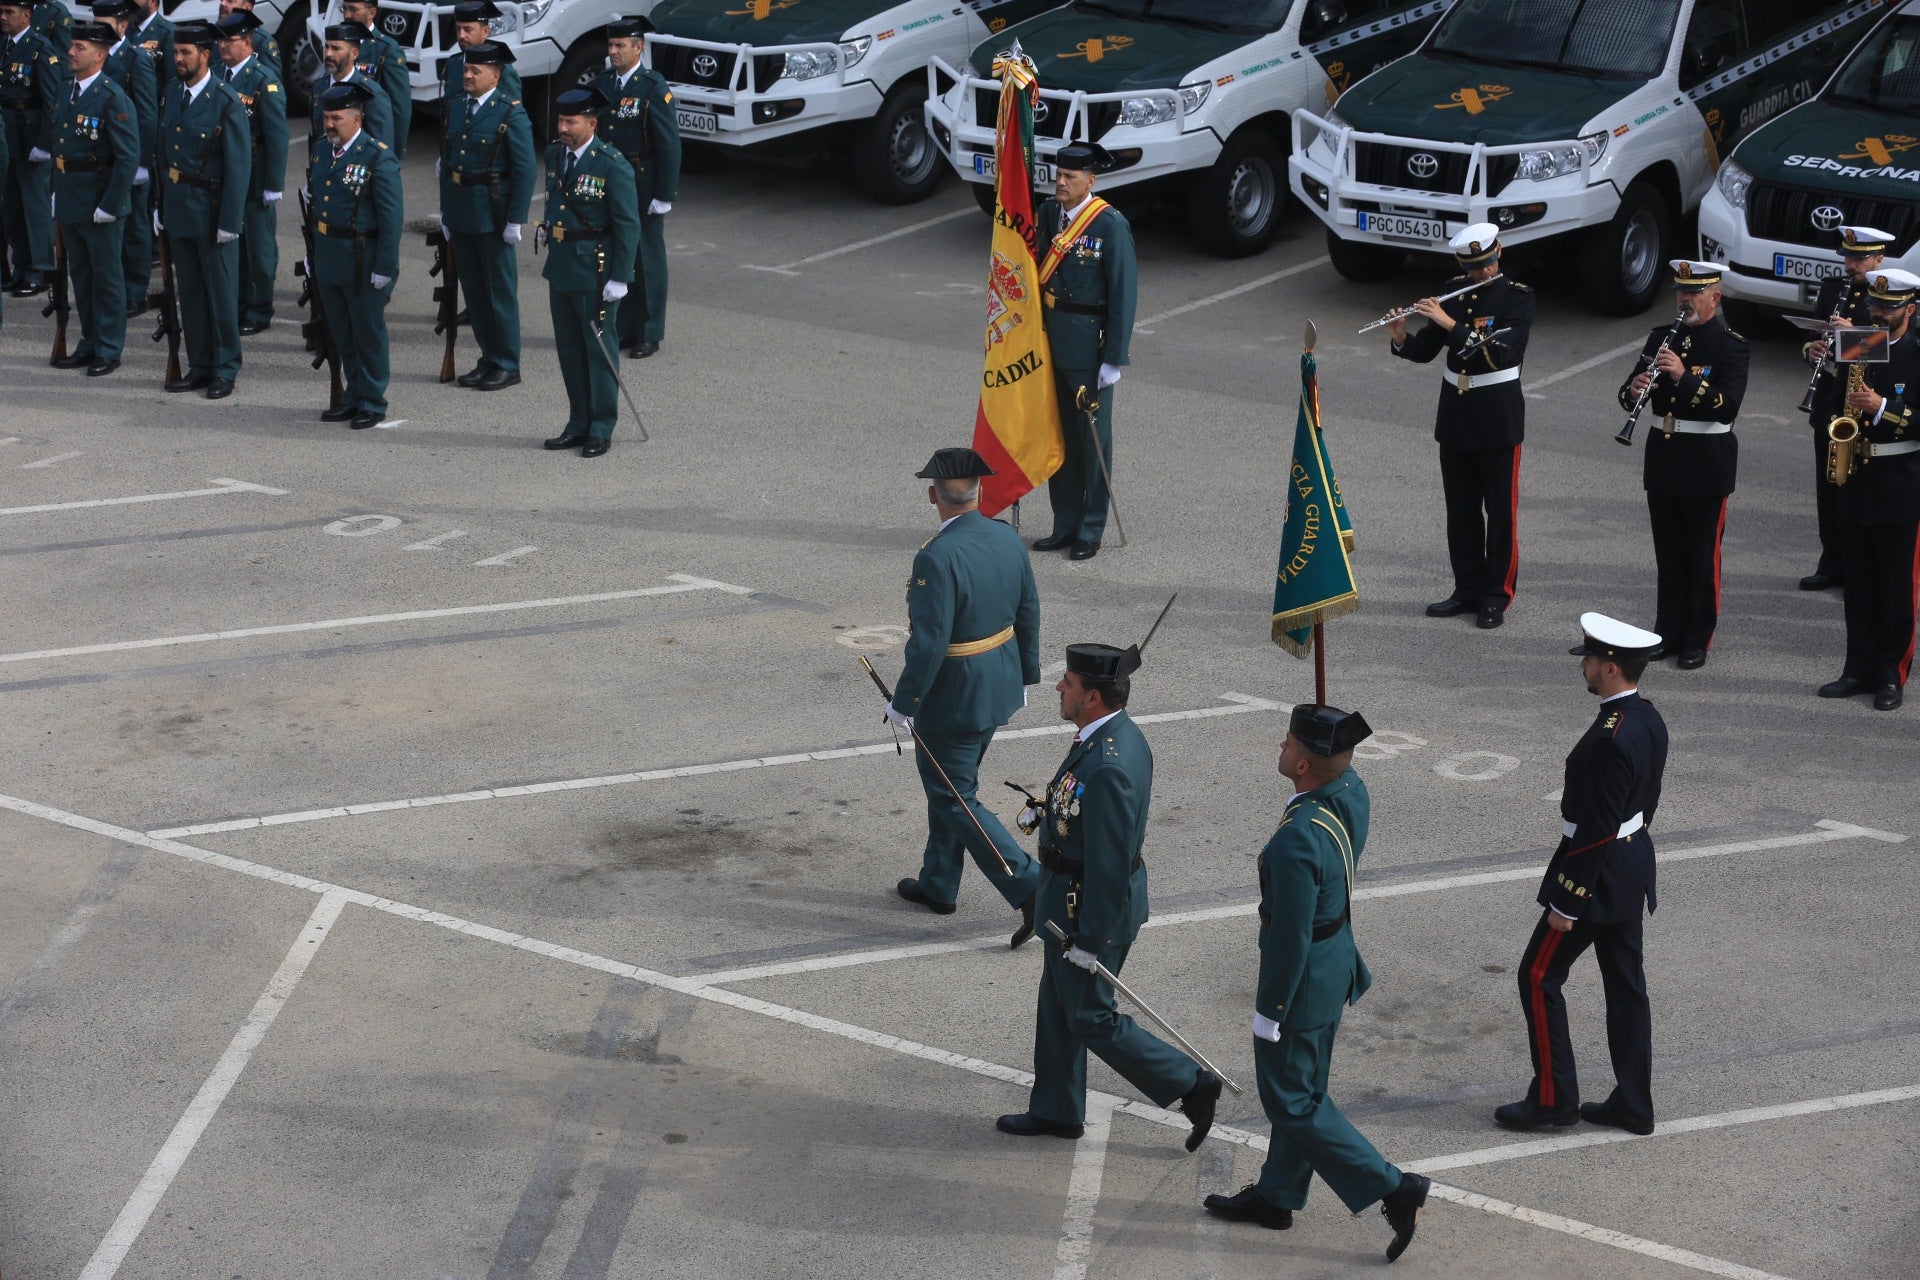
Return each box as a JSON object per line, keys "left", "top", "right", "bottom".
{"left": 1684, "top": 42, "right": 1724, "bottom": 80}
{"left": 1316, "top": 0, "right": 1350, "bottom": 23}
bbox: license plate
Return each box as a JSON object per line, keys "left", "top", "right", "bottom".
{"left": 1356, "top": 211, "right": 1446, "bottom": 240}
{"left": 676, "top": 107, "right": 718, "bottom": 137}
{"left": 972, "top": 154, "right": 1054, "bottom": 185}
{"left": 1774, "top": 251, "right": 1835, "bottom": 282}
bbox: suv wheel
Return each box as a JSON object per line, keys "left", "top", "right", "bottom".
{"left": 1581, "top": 180, "right": 1670, "bottom": 316}
{"left": 853, "top": 82, "right": 942, "bottom": 205}
{"left": 1325, "top": 227, "right": 1405, "bottom": 282}
{"left": 546, "top": 38, "right": 608, "bottom": 136}
{"left": 1187, "top": 128, "right": 1285, "bottom": 258}
{"left": 283, "top": 2, "right": 318, "bottom": 116}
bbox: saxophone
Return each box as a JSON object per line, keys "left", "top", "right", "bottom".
{"left": 1826, "top": 361, "right": 1866, "bottom": 486}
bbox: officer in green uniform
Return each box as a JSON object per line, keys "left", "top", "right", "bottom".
{"left": 93, "top": 1, "right": 158, "bottom": 313}
{"left": 308, "top": 24, "right": 392, "bottom": 156}
{"left": 438, "top": 38, "right": 532, "bottom": 390}
{"left": 216, "top": 11, "right": 284, "bottom": 334}
{"left": 885, "top": 448, "right": 1042, "bottom": 941}
{"left": 442, "top": 1, "right": 519, "bottom": 104}
{"left": 157, "top": 20, "right": 248, "bottom": 397}
{"left": 0, "top": 0, "right": 64, "bottom": 297}
{"left": 339, "top": 0, "right": 409, "bottom": 157}
{"left": 28, "top": 0, "right": 66, "bottom": 74}
{"left": 0, "top": 92, "right": 8, "bottom": 325}
{"left": 996, "top": 642, "right": 1223, "bottom": 1149}
{"left": 217, "top": 0, "right": 282, "bottom": 76}
{"left": 592, "top": 15, "right": 677, "bottom": 359}
{"left": 1202, "top": 704, "right": 1431, "bottom": 1263}
{"left": 539, "top": 85, "right": 637, "bottom": 458}
{"left": 126, "top": 0, "right": 173, "bottom": 311}
{"left": 307, "top": 79, "right": 401, "bottom": 429}
{"left": 49, "top": 21, "right": 138, "bottom": 376}
{"left": 1030, "top": 141, "right": 1136, "bottom": 562}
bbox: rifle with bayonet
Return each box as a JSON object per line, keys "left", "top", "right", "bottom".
{"left": 151, "top": 226, "right": 183, "bottom": 385}
{"left": 43, "top": 225, "right": 69, "bottom": 365}
{"left": 294, "top": 188, "right": 344, "bottom": 412}
{"left": 427, "top": 225, "right": 458, "bottom": 382}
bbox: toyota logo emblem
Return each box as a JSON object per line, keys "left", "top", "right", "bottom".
{"left": 1407, "top": 152, "right": 1440, "bottom": 179}
{"left": 1033, "top": 99, "right": 1049, "bottom": 122}
{"left": 691, "top": 54, "right": 720, "bottom": 78}
{"left": 381, "top": 13, "right": 406, "bottom": 35}
{"left": 1810, "top": 205, "right": 1845, "bottom": 232}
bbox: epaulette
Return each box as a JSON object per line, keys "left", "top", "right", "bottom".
{"left": 1725, "top": 327, "right": 1746, "bottom": 343}
{"left": 1507, "top": 280, "right": 1531, "bottom": 292}
{"left": 376, "top": 141, "right": 389, "bottom": 150}
{"left": 1445, "top": 274, "right": 1469, "bottom": 286}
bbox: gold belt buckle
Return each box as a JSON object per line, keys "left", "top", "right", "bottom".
{"left": 168, "top": 167, "right": 182, "bottom": 183}
{"left": 1662, "top": 412, "right": 1676, "bottom": 438}
{"left": 316, "top": 220, "right": 329, "bottom": 236}
{"left": 1457, "top": 369, "right": 1470, "bottom": 394}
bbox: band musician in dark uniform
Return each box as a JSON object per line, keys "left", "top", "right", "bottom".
{"left": 1799, "top": 224, "right": 1889, "bottom": 591}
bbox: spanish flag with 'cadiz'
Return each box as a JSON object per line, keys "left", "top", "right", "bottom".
{"left": 970, "top": 44, "right": 1064, "bottom": 517}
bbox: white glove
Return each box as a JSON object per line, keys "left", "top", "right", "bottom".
{"left": 1063, "top": 945, "right": 1100, "bottom": 974}
{"left": 370, "top": 272, "right": 392, "bottom": 289}
{"left": 153, "top": 210, "right": 163, "bottom": 235}
{"left": 135, "top": 166, "right": 150, "bottom": 185}
{"left": 882, "top": 703, "right": 912, "bottom": 729}
{"left": 503, "top": 222, "right": 521, "bottom": 244}
{"left": 1016, "top": 801, "right": 1045, "bottom": 835}
{"left": 647, "top": 198, "right": 672, "bottom": 215}
{"left": 28, "top": 147, "right": 50, "bottom": 163}
{"left": 601, "top": 279, "right": 627, "bottom": 302}
{"left": 438, "top": 218, "right": 449, "bottom": 239}
{"left": 1097, "top": 362, "right": 1122, "bottom": 389}
{"left": 215, "top": 229, "right": 238, "bottom": 244}
{"left": 1252, "top": 1012, "right": 1283, "bottom": 1043}
{"left": 263, "top": 190, "right": 283, "bottom": 205}
{"left": 92, "top": 207, "right": 115, "bottom": 224}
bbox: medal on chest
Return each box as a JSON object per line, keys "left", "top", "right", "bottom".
{"left": 616, "top": 96, "right": 641, "bottom": 119}
{"left": 342, "top": 162, "right": 368, "bottom": 190}
{"left": 1048, "top": 773, "right": 1083, "bottom": 837}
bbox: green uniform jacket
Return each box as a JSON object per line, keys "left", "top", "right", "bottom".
{"left": 439, "top": 85, "right": 534, "bottom": 232}
{"left": 591, "top": 64, "right": 679, "bottom": 205}
{"left": 1033, "top": 198, "right": 1135, "bottom": 371}
{"left": 890, "top": 510, "right": 1040, "bottom": 733}
{"left": 51, "top": 73, "right": 139, "bottom": 220}
{"left": 131, "top": 12, "right": 174, "bottom": 103}
{"left": 1, "top": 28, "right": 64, "bottom": 154}
{"left": 158, "top": 75, "right": 251, "bottom": 237}
{"left": 356, "top": 30, "right": 410, "bottom": 153}
{"left": 308, "top": 127, "right": 401, "bottom": 280}
{"left": 250, "top": 28, "right": 283, "bottom": 78}
{"left": 29, "top": 0, "right": 69, "bottom": 74}
{"left": 307, "top": 70, "right": 393, "bottom": 152}
{"left": 103, "top": 40, "right": 159, "bottom": 174}
{"left": 1257, "top": 769, "right": 1372, "bottom": 1032}
{"left": 442, "top": 46, "right": 520, "bottom": 105}
{"left": 228, "top": 56, "right": 287, "bottom": 200}
{"left": 539, "top": 137, "right": 638, "bottom": 292}
{"left": 1038, "top": 710, "right": 1152, "bottom": 953}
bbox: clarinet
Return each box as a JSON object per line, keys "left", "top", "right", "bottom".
{"left": 1617, "top": 308, "right": 1689, "bottom": 446}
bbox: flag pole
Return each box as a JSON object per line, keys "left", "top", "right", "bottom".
{"left": 1304, "top": 319, "right": 1327, "bottom": 707}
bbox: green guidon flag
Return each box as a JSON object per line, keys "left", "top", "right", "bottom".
{"left": 1271, "top": 348, "right": 1357, "bottom": 658}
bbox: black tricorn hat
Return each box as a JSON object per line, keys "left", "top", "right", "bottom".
{"left": 1055, "top": 141, "right": 1115, "bottom": 174}
{"left": 554, "top": 84, "right": 609, "bottom": 115}
{"left": 215, "top": 11, "right": 263, "bottom": 36}
{"left": 452, "top": 0, "right": 502, "bottom": 20}
{"left": 90, "top": 1, "right": 139, "bottom": 19}
{"left": 606, "top": 13, "right": 652, "bottom": 37}
{"left": 317, "top": 79, "right": 377, "bottom": 110}
{"left": 463, "top": 38, "right": 514, "bottom": 64}
{"left": 915, "top": 447, "right": 994, "bottom": 480}
{"left": 1289, "top": 704, "right": 1372, "bottom": 756}
{"left": 71, "top": 19, "right": 118, "bottom": 42}
{"left": 1065, "top": 642, "right": 1141, "bottom": 684}
{"left": 324, "top": 20, "right": 371, "bottom": 42}
{"left": 173, "top": 19, "right": 222, "bottom": 46}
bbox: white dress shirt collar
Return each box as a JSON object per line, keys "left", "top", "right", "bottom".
{"left": 470, "top": 85, "right": 494, "bottom": 110}
{"left": 1075, "top": 710, "right": 1121, "bottom": 744}
{"left": 1601, "top": 687, "right": 1639, "bottom": 704}
{"left": 73, "top": 71, "right": 103, "bottom": 96}
{"left": 184, "top": 69, "right": 211, "bottom": 103}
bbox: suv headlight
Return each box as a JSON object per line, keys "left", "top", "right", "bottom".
{"left": 1118, "top": 81, "right": 1209, "bottom": 128}
{"left": 1516, "top": 131, "right": 1608, "bottom": 182}
{"left": 839, "top": 36, "right": 872, "bottom": 70}
{"left": 783, "top": 48, "right": 838, "bottom": 81}
{"left": 490, "top": 9, "right": 518, "bottom": 33}
{"left": 1716, "top": 159, "right": 1753, "bottom": 210}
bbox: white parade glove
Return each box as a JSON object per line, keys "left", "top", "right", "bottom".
{"left": 370, "top": 272, "right": 392, "bottom": 289}
{"left": 1252, "top": 1012, "right": 1283, "bottom": 1043}
{"left": 1097, "top": 362, "right": 1122, "bottom": 389}
{"left": 601, "top": 279, "right": 627, "bottom": 302}
{"left": 263, "top": 190, "right": 283, "bottom": 205}
{"left": 135, "top": 166, "right": 150, "bottom": 185}
{"left": 1016, "top": 801, "right": 1044, "bottom": 835}
{"left": 1022, "top": 686, "right": 1030, "bottom": 708}
{"left": 92, "top": 207, "right": 115, "bottom": 224}
{"left": 153, "top": 209, "right": 163, "bottom": 235}
{"left": 28, "top": 147, "right": 50, "bottom": 163}
{"left": 438, "top": 218, "right": 449, "bottom": 239}
{"left": 503, "top": 222, "right": 521, "bottom": 244}
{"left": 1064, "top": 945, "right": 1100, "bottom": 974}
{"left": 215, "top": 229, "right": 238, "bottom": 244}
{"left": 882, "top": 703, "right": 912, "bottom": 729}
{"left": 647, "top": 198, "right": 671, "bottom": 215}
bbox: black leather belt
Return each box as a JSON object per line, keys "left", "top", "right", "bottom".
{"left": 314, "top": 220, "right": 366, "bottom": 239}
{"left": 1311, "top": 909, "right": 1350, "bottom": 943}
{"left": 1044, "top": 296, "right": 1104, "bottom": 316}
{"left": 450, "top": 170, "right": 502, "bottom": 186}
{"left": 1041, "top": 851, "right": 1143, "bottom": 877}
{"left": 168, "top": 167, "right": 220, "bottom": 190}
{"left": 57, "top": 157, "right": 111, "bottom": 172}
{"left": 547, "top": 225, "right": 602, "bottom": 241}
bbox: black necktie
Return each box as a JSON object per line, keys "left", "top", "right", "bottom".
{"left": 563, "top": 151, "right": 576, "bottom": 181}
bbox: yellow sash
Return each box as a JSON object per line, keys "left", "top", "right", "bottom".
{"left": 1038, "top": 197, "right": 1110, "bottom": 285}
{"left": 945, "top": 625, "right": 1015, "bottom": 658}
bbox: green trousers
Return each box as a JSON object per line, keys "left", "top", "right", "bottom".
{"left": 61, "top": 217, "right": 127, "bottom": 361}
{"left": 173, "top": 234, "right": 243, "bottom": 381}
{"left": 550, "top": 288, "right": 621, "bottom": 440}
{"left": 1047, "top": 366, "right": 1114, "bottom": 544}
{"left": 123, "top": 179, "right": 153, "bottom": 303}
{"left": 240, "top": 197, "right": 277, "bottom": 327}
{"left": 1252, "top": 1019, "right": 1401, "bottom": 1212}
{"left": 454, "top": 230, "right": 520, "bottom": 374}
{"left": 614, "top": 207, "right": 667, "bottom": 347}
{"left": 315, "top": 273, "right": 392, "bottom": 414}
{"left": 1, "top": 146, "right": 51, "bottom": 282}
{"left": 911, "top": 726, "right": 1039, "bottom": 910}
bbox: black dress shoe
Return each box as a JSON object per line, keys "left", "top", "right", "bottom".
{"left": 1818, "top": 675, "right": 1869, "bottom": 699}
{"left": 633, "top": 340, "right": 660, "bottom": 358}
{"left": 476, "top": 368, "right": 521, "bottom": 391}
{"left": 543, "top": 430, "right": 587, "bottom": 450}
{"left": 1875, "top": 683, "right": 1903, "bottom": 711}
{"left": 87, "top": 358, "right": 120, "bottom": 377}
{"left": 166, "top": 374, "right": 212, "bottom": 393}
{"left": 1010, "top": 895, "right": 1035, "bottom": 950}
{"left": 1476, "top": 604, "right": 1505, "bottom": 630}
{"left": 1425, "top": 597, "right": 1473, "bottom": 618}
{"left": 205, "top": 378, "right": 234, "bottom": 400}
{"left": 321, "top": 405, "right": 358, "bottom": 422}
{"left": 8, "top": 280, "right": 45, "bottom": 297}
{"left": 1493, "top": 1099, "right": 1580, "bottom": 1131}
{"left": 349, "top": 412, "right": 381, "bottom": 430}
{"left": 1182, "top": 1070, "right": 1222, "bottom": 1151}
{"left": 1645, "top": 645, "right": 1669, "bottom": 662}
{"left": 895, "top": 877, "right": 956, "bottom": 915}
{"left": 239, "top": 319, "right": 270, "bottom": 336}
{"left": 1381, "top": 1171, "right": 1431, "bottom": 1262}
{"left": 52, "top": 351, "right": 92, "bottom": 370}
{"left": 127, "top": 296, "right": 152, "bottom": 318}
{"left": 1799, "top": 571, "right": 1842, "bottom": 591}
{"left": 1676, "top": 649, "right": 1707, "bottom": 670}
{"left": 1031, "top": 533, "right": 1073, "bottom": 552}
{"left": 996, "top": 1112, "right": 1083, "bottom": 1139}
{"left": 581, "top": 438, "right": 610, "bottom": 458}
{"left": 1203, "top": 1185, "right": 1292, "bottom": 1229}
{"left": 1069, "top": 540, "right": 1100, "bottom": 561}
{"left": 1580, "top": 1100, "right": 1654, "bottom": 1136}
{"left": 456, "top": 366, "right": 489, "bottom": 388}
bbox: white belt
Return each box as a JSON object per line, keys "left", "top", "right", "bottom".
{"left": 1867, "top": 440, "right": 1920, "bottom": 457}
{"left": 1664, "top": 419, "right": 1731, "bottom": 435}
{"left": 1562, "top": 812, "right": 1644, "bottom": 840}
{"left": 1446, "top": 366, "right": 1521, "bottom": 392}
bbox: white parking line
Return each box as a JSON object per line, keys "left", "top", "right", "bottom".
{"left": 0, "top": 573, "right": 754, "bottom": 667}
{"left": 742, "top": 208, "right": 976, "bottom": 275}
{"left": 143, "top": 693, "right": 1283, "bottom": 839}
{"left": 0, "top": 477, "right": 288, "bottom": 518}
{"left": 77, "top": 891, "right": 348, "bottom": 1280}
{"left": 1525, "top": 337, "right": 1648, "bottom": 397}
{"left": 20, "top": 450, "right": 83, "bottom": 469}
{"left": 1053, "top": 1097, "right": 1115, "bottom": 1280}
{"left": 1135, "top": 256, "right": 1330, "bottom": 332}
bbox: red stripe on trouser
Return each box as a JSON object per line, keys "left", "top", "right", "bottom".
{"left": 1501, "top": 445, "right": 1522, "bottom": 605}
{"left": 1707, "top": 497, "right": 1728, "bottom": 650}
{"left": 1528, "top": 927, "right": 1565, "bottom": 1108}
{"left": 1902, "top": 529, "right": 1920, "bottom": 683}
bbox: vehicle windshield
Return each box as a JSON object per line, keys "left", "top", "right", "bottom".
{"left": 1428, "top": 0, "right": 1682, "bottom": 81}
{"left": 1827, "top": 16, "right": 1920, "bottom": 114}
{"left": 1074, "top": 0, "right": 1291, "bottom": 34}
